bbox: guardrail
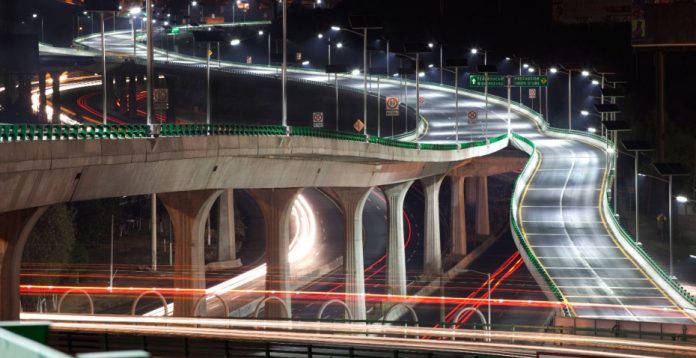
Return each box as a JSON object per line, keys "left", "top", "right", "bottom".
{"left": 0, "top": 123, "right": 507, "bottom": 153}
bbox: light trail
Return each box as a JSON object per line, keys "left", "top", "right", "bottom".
{"left": 21, "top": 314, "right": 696, "bottom": 357}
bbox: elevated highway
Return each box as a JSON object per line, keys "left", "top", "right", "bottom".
{"left": 3, "top": 28, "right": 695, "bottom": 330}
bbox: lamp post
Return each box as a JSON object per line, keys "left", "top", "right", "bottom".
{"left": 281, "top": 0, "right": 287, "bottom": 128}
{"left": 32, "top": 14, "right": 44, "bottom": 43}
{"left": 653, "top": 163, "right": 690, "bottom": 278}
{"left": 444, "top": 58, "right": 468, "bottom": 143}
{"left": 332, "top": 18, "right": 382, "bottom": 136}
{"left": 145, "top": 0, "right": 154, "bottom": 126}
{"left": 549, "top": 66, "right": 590, "bottom": 131}
{"left": 129, "top": 7, "right": 141, "bottom": 58}
{"left": 622, "top": 140, "right": 652, "bottom": 244}
{"left": 188, "top": 1, "right": 197, "bottom": 23}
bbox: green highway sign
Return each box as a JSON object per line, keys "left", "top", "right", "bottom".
{"left": 469, "top": 74, "right": 505, "bottom": 87}
{"left": 512, "top": 75, "right": 548, "bottom": 87}
{"left": 468, "top": 74, "right": 548, "bottom": 87}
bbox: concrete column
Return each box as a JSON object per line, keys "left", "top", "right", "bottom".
{"left": 450, "top": 176, "right": 467, "bottom": 256}
{"left": 128, "top": 74, "right": 137, "bottom": 117}
{"left": 381, "top": 181, "right": 413, "bottom": 296}
{"left": 158, "top": 190, "right": 221, "bottom": 317}
{"left": 217, "top": 189, "right": 237, "bottom": 263}
{"left": 465, "top": 177, "right": 477, "bottom": 206}
{"left": 37, "top": 72, "right": 46, "bottom": 105}
{"left": 251, "top": 188, "right": 299, "bottom": 319}
{"left": 51, "top": 72, "right": 61, "bottom": 122}
{"left": 329, "top": 187, "right": 372, "bottom": 321}
{"left": 421, "top": 175, "right": 445, "bottom": 275}
{"left": 475, "top": 176, "right": 490, "bottom": 236}
{"left": 0, "top": 207, "right": 47, "bottom": 320}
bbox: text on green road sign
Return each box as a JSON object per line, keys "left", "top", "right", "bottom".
{"left": 468, "top": 74, "right": 548, "bottom": 87}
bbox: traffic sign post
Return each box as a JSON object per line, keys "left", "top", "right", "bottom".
{"left": 467, "top": 111, "right": 478, "bottom": 124}
{"left": 385, "top": 96, "right": 400, "bottom": 117}
{"left": 469, "top": 74, "right": 548, "bottom": 87}
{"left": 312, "top": 112, "right": 324, "bottom": 128}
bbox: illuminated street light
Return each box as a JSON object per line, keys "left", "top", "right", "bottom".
{"left": 580, "top": 110, "right": 589, "bottom": 116}
{"left": 129, "top": 7, "right": 142, "bottom": 15}
{"left": 301, "top": 60, "right": 310, "bottom": 66}
{"left": 336, "top": 42, "right": 343, "bottom": 48}
{"left": 428, "top": 63, "right": 434, "bottom": 68}
{"left": 592, "top": 79, "right": 600, "bottom": 85}
{"left": 230, "top": 38, "right": 241, "bottom": 46}
{"left": 428, "top": 42, "right": 434, "bottom": 48}
{"left": 581, "top": 70, "right": 590, "bottom": 76}
{"left": 676, "top": 195, "right": 688, "bottom": 203}
{"left": 351, "top": 68, "right": 360, "bottom": 75}
{"left": 549, "top": 67, "right": 558, "bottom": 73}
{"left": 505, "top": 56, "right": 510, "bottom": 61}
{"left": 192, "top": 1, "right": 198, "bottom": 6}
{"left": 523, "top": 63, "right": 529, "bottom": 68}
{"left": 470, "top": 48, "right": 478, "bottom": 54}
{"left": 418, "top": 71, "right": 425, "bottom": 77}
{"left": 317, "top": 33, "right": 323, "bottom": 39}
{"left": 331, "top": 26, "right": 340, "bottom": 31}
{"left": 528, "top": 67, "right": 535, "bottom": 73}
{"left": 259, "top": 30, "right": 264, "bottom": 36}
{"left": 588, "top": 127, "right": 597, "bottom": 133}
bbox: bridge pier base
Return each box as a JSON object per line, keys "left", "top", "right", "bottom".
{"left": 381, "top": 181, "right": 413, "bottom": 296}
{"left": 450, "top": 176, "right": 467, "bottom": 256}
{"left": 475, "top": 176, "right": 490, "bottom": 236}
{"left": 159, "top": 190, "right": 221, "bottom": 317}
{"left": 0, "top": 207, "right": 47, "bottom": 320}
{"left": 422, "top": 176, "right": 445, "bottom": 275}
{"left": 329, "top": 187, "right": 373, "bottom": 322}
{"left": 251, "top": 188, "right": 300, "bottom": 319}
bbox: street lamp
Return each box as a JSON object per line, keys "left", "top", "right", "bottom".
{"left": 549, "top": 66, "right": 591, "bottom": 131}
{"left": 332, "top": 16, "right": 383, "bottom": 137}
{"left": 470, "top": 47, "right": 488, "bottom": 65}
{"left": 230, "top": 38, "right": 241, "bottom": 46}
{"left": 444, "top": 58, "right": 468, "bottom": 143}
{"left": 32, "top": 14, "right": 44, "bottom": 43}
{"left": 188, "top": 1, "right": 198, "bottom": 22}
{"left": 653, "top": 162, "right": 690, "bottom": 278}
{"left": 622, "top": 140, "right": 653, "bottom": 245}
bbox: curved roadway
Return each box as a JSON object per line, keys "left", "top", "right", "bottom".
{"left": 75, "top": 30, "right": 695, "bottom": 324}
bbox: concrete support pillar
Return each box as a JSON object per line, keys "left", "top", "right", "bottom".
{"left": 475, "top": 176, "right": 490, "bottom": 236}
{"left": 421, "top": 176, "right": 445, "bottom": 275}
{"left": 450, "top": 176, "right": 467, "bottom": 256}
{"left": 330, "top": 187, "right": 372, "bottom": 321}
{"left": 251, "top": 188, "right": 299, "bottom": 319}
{"left": 381, "top": 181, "right": 413, "bottom": 296}
{"left": 50, "top": 72, "right": 61, "bottom": 122}
{"left": 217, "top": 189, "right": 237, "bottom": 262}
{"left": 0, "top": 207, "right": 47, "bottom": 320}
{"left": 128, "top": 74, "right": 137, "bottom": 117}
{"left": 158, "top": 190, "right": 221, "bottom": 317}
{"left": 465, "top": 177, "right": 477, "bottom": 206}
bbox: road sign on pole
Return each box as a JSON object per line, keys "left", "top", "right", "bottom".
{"left": 470, "top": 74, "right": 548, "bottom": 87}
{"left": 312, "top": 112, "right": 324, "bottom": 128}
{"left": 467, "top": 110, "right": 478, "bottom": 124}
{"left": 153, "top": 88, "right": 169, "bottom": 111}
{"left": 418, "top": 96, "right": 425, "bottom": 107}
{"left": 353, "top": 119, "right": 365, "bottom": 132}
{"left": 385, "top": 96, "right": 399, "bottom": 117}
{"left": 529, "top": 88, "right": 537, "bottom": 99}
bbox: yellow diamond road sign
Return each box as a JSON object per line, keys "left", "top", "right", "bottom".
{"left": 208, "top": 49, "right": 213, "bottom": 58}
{"left": 353, "top": 119, "right": 364, "bottom": 132}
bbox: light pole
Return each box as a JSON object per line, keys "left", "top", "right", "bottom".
{"left": 457, "top": 269, "right": 492, "bottom": 329}
{"left": 444, "top": 58, "right": 468, "bottom": 143}
{"left": 653, "top": 162, "right": 690, "bottom": 278}
{"left": 332, "top": 19, "right": 382, "bottom": 136}
{"left": 188, "top": 1, "right": 198, "bottom": 23}
{"left": 550, "top": 66, "right": 590, "bottom": 131}
{"left": 32, "top": 14, "right": 44, "bottom": 43}
{"left": 281, "top": 0, "right": 287, "bottom": 127}
{"left": 129, "top": 7, "right": 141, "bottom": 60}
{"left": 145, "top": 0, "right": 154, "bottom": 126}
{"left": 623, "top": 142, "right": 653, "bottom": 245}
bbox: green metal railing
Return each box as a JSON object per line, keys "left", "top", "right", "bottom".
{"left": 0, "top": 124, "right": 508, "bottom": 153}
